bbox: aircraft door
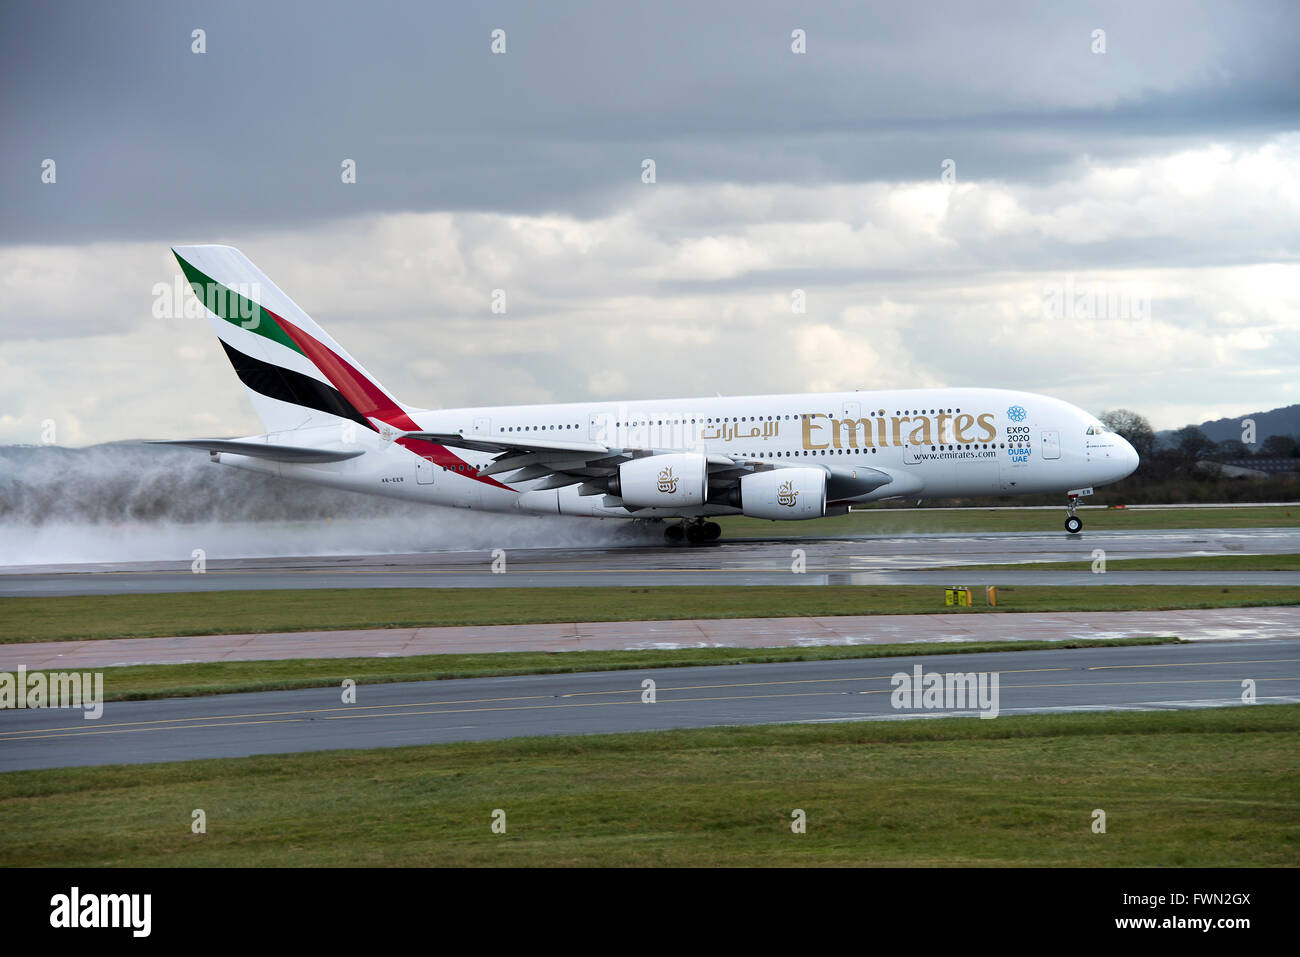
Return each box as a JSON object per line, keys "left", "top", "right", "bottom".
{"left": 415, "top": 456, "right": 436, "bottom": 485}
{"left": 1041, "top": 430, "right": 1061, "bottom": 460}
{"left": 588, "top": 412, "right": 612, "bottom": 444}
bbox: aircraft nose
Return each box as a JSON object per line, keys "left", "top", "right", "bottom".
{"left": 1117, "top": 436, "right": 1139, "bottom": 478}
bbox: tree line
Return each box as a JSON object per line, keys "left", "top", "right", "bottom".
{"left": 902, "top": 409, "right": 1299, "bottom": 507}
{"left": 1078, "top": 409, "right": 1297, "bottom": 505}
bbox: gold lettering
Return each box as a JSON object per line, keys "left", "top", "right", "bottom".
{"left": 955, "top": 414, "right": 975, "bottom": 443}
{"left": 833, "top": 418, "right": 863, "bottom": 449}
{"left": 854, "top": 419, "right": 874, "bottom": 448}
{"left": 876, "top": 416, "right": 888, "bottom": 447}
{"left": 908, "top": 418, "right": 933, "bottom": 446}
{"left": 802, "top": 413, "right": 830, "bottom": 450}
{"left": 977, "top": 413, "right": 996, "bottom": 442}
{"left": 935, "top": 413, "right": 952, "bottom": 445}
{"left": 891, "top": 417, "right": 910, "bottom": 447}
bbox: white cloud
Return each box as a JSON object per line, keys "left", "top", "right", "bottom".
{"left": 1, "top": 136, "right": 1298, "bottom": 444}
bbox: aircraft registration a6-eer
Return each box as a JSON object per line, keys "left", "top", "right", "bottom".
{"left": 160, "top": 246, "right": 1139, "bottom": 544}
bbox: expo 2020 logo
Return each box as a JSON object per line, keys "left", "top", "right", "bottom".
{"left": 1007, "top": 405, "right": 1027, "bottom": 422}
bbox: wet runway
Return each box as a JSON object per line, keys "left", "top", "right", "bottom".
{"left": 1, "top": 527, "right": 1297, "bottom": 596}
{"left": 3, "top": 639, "right": 1297, "bottom": 771}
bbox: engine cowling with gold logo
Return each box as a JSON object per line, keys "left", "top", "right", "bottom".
{"left": 735, "top": 467, "right": 827, "bottom": 520}
{"left": 610, "top": 453, "right": 709, "bottom": 508}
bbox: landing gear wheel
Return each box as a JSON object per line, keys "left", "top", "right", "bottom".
{"left": 1063, "top": 492, "right": 1084, "bottom": 534}
{"left": 702, "top": 522, "right": 722, "bottom": 542}
{"left": 664, "top": 524, "right": 685, "bottom": 544}
{"left": 685, "top": 524, "right": 706, "bottom": 545}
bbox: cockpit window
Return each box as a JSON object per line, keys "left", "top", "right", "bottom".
{"left": 1086, "top": 425, "right": 1109, "bottom": 435}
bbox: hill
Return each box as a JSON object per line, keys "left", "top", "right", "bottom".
{"left": 1157, "top": 403, "right": 1300, "bottom": 446}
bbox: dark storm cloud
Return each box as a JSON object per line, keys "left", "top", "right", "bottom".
{"left": 3, "top": 0, "right": 1297, "bottom": 244}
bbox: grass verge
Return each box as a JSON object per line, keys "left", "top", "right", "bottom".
{"left": 2, "top": 704, "right": 1295, "bottom": 867}
{"left": 4, "top": 585, "right": 1299, "bottom": 643}
{"left": 722, "top": 504, "right": 1299, "bottom": 536}
{"left": 18, "top": 636, "right": 1181, "bottom": 702}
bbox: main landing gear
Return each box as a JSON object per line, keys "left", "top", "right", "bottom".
{"left": 1064, "top": 494, "right": 1083, "bottom": 534}
{"left": 665, "top": 519, "right": 721, "bottom": 545}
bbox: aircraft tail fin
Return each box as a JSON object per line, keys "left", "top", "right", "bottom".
{"left": 171, "top": 244, "right": 415, "bottom": 436}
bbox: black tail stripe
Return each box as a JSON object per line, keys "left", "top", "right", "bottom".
{"left": 219, "top": 340, "right": 374, "bottom": 431}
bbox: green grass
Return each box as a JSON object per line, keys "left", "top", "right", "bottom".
{"left": 3, "top": 585, "right": 1298, "bottom": 644}
{"left": 932, "top": 553, "right": 1300, "bottom": 572}
{"left": 2, "top": 705, "right": 1295, "bottom": 867}
{"left": 19, "top": 636, "right": 1182, "bottom": 702}
{"left": 722, "top": 504, "right": 1299, "bottom": 536}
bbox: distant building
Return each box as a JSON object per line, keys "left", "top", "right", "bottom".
{"left": 1218, "top": 458, "right": 1300, "bottom": 476}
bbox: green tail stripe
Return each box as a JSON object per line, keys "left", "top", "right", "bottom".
{"left": 175, "top": 255, "right": 304, "bottom": 356}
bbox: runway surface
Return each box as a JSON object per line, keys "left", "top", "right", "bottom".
{"left": 5, "top": 606, "right": 1300, "bottom": 671}
{"left": 3, "top": 639, "right": 1297, "bottom": 772}
{"left": 2, "top": 526, "right": 1297, "bottom": 596}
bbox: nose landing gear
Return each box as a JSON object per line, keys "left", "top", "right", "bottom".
{"left": 1065, "top": 493, "right": 1083, "bottom": 533}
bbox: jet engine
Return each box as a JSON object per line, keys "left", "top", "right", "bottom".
{"left": 609, "top": 453, "right": 709, "bottom": 508}
{"left": 733, "top": 468, "right": 827, "bottom": 520}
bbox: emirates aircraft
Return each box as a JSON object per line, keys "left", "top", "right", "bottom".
{"left": 159, "top": 246, "right": 1140, "bottom": 544}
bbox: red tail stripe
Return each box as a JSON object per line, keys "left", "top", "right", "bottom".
{"left": 263, "top": 308, "right": 514, "bottom": 491}
{"left": 268, "top": 309, "right": 417, "bottom": 428}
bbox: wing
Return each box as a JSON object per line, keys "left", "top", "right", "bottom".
{"left": 401, "top": 430, "right": 732, "bottom": 497}
{"left": 401, "top": 431, "right": 892, "bottom": 504}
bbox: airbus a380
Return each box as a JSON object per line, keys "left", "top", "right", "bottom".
{"left": 159, "top": 245, "right": 1140, "bottom": 544}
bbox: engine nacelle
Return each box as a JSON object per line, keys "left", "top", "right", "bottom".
{"left": 611, "top": 453, "right": 708, "bottom": 508}
{"left": 737, "top": 468, "right": 827, "bottom": 520}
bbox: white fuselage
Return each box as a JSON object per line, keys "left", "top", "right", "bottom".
{"left": 214, "top": 387, "right": 1139, "bottom": 520}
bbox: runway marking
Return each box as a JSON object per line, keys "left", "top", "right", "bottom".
{"left": 7, "top": 693, "right": 874, "bottom": 740}
{"left": 0, "top": 694, "right": 561, "bottom": 736}
{"left": 850, "top": 676, "right": 1300, "bottom": 693}
{"left": 4, "top": 656, "right": 1296, "bottom": 737}
{"left": 1085, "top": 658, "right": 1300, "bottom": 671}
{"left": 0, "top": 665, "right": 1087, "bottom": 736}
{"left": 323, "top": 691, "right": 877, "bottom": 720}
{"left": 5, "top": 677, "right": 1297, "bottom": 745}
{"left": 337, "top": 676, "right": 1300, "bottom": 720}
{"left": 4, "top": 717, "right": 314, "bottom": 742}
{"left": 555, "top": 667, "right": 1073, "bottom": 697}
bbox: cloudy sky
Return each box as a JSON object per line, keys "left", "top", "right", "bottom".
{"left": 2, "top": 0, "right": 1298, "bottom": 446}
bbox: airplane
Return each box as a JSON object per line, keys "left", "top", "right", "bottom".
{"left": 158, "top": 245, "right": 1140, "bottom": 545}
